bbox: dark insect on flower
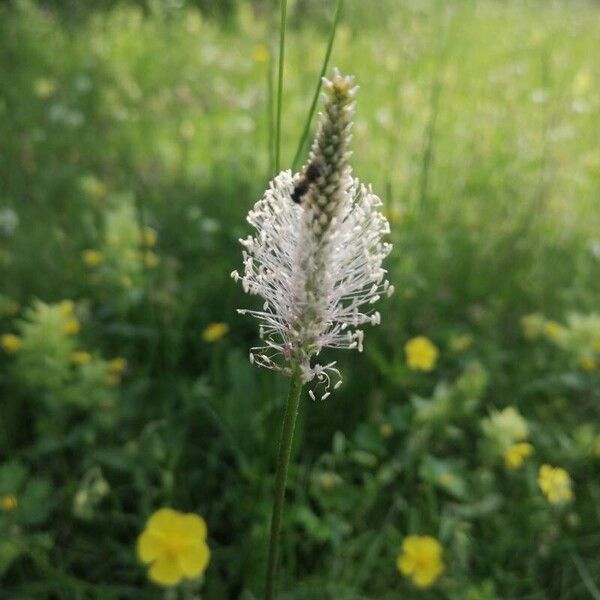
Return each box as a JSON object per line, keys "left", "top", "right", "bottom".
{"left": 291, "top": 160, "right": 323, "bottom": 203}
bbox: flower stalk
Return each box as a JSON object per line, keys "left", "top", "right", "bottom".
{"left": 233, "top": 69, "right": 393, "bottom": 598}
{"left": 264, "top": 365, "right": 303, "bottom": 600}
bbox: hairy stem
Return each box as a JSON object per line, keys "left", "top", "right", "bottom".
{"left": 264, "top": 366, "right": 303, "bottom": 600}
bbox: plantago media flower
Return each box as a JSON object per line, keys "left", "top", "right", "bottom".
{"left": 202, "top": 322, "right": 229, "bottom": 343}
{"left": 1, "top": 333, "right": 22, "bottom": 353}
{"left": 504, "top": 442, "right": 534, "bottom": 469}
{"left": 232, "top": 70, "right": 393, "bottom": 397}
{"left": 538, "top": 464, "right": 574, "bottom": 504}
{"left": 137, "top": 508, "right": 210, "bottom": 586}
{"left": 396, "top": 535, "right": 444, "bottom": 588}
{"left": 405, "top": 336, "right": 439, "bottom": 371}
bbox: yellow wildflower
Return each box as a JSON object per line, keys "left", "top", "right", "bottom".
{"left": 593, "top": 341, "right": 600, "bottom": 353}
{"left": 63, "top": 318, "right": 81, "bottom": 336}
{"left": 396, "top": 535, "right": 444, "bottom": 588}
{"left": 144, "top": 252, "right": 160, "bottom": 269}
{"left": 33, "top": 78, "right": 56, "bottom": 98}
{"left": 1, "top": 333, "right": 22, "bottom": 353}
{"left": 142, "top": 227, "right": 158, "bottom": 247}
{"left": 202, "top": 322, "right": 229, "bottom": 343}
{"left": 252, "top": 44, "right": 269, "bottom": 63}
{"left": 580, "top": 357, "right": 596, "bottom": 372}
{"left": 108, "top": 358, "right": 127, "bottom": 374}
{"left": 58, "top": 300, "right": 75, "bottom": 316}
{"left": 405, "top": 336, "right": 439, "bottom": 372}
{"left": 71, "top": 351, "right": 92, "bottom": 365}
{"left": 82, "top": 249, "right": 104, "bottom": 267}
{"left": 137, "top": 508, "right": 210, "bottom": 587}
{"left": 520, "top": 313, "right": 543, "bottom": 340}
{"left": 1, "top": 495, "right": 17, "bottom": 511}
{"left": 594, "top": 435, "right": 600, "bottom": 458}
{"left": 504, "top": 442, "right": 534, "bottom": 469}
{"left": 379, "top": 423, "right": 394, "bottom": 439}
{"left": 451, "top": 334, "right": 473, "bottom": 352}
{"left": 538, "top": 464, "right": 574, "bottom": 504}
{"left": 543, "top": 321, "right": 563, "bottom": 340}
{"left": 320, "top": 473, "right": 335, "bottom": 492}
{"left": 104, "top": 372, "right": 121, "bottom": 387}
{"left": 438, "top": 473, "right": 454, "bottom": 486}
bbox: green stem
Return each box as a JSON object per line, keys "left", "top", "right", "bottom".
{"left": 264, "top": 366, "right": 303, "bottom": 600}
{"left": 274, "top": 0, "right": 288, "bottom": 173}
{"left": 291, "top": 0, "right": 344, "bottom": 172}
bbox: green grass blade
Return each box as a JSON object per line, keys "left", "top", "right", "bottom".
{"left": 291, "top": 0, "right": 344, "bottom": 173}
{"left": 570, "top": 550, "right": 600, "bottom": 600}
{"left": 274, "top": 0, "right": 288, "bottom": 173}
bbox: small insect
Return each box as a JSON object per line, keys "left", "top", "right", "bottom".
{"left": 291, "top": 160, "right": 323, "bottom": 203}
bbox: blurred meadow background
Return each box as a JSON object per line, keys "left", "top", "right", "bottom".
{"left": 1, "top": 0, "right": 600, "bottom": 597}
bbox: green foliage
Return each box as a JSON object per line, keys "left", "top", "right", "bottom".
{"left": 0, "top": 0, "right": 599, "bottom": 598}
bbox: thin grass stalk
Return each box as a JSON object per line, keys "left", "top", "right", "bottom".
{"left": 267, "top": 43, "right": 275, "bottom": 177}
{"left": 291, "top": 0, "right": 344, "bottom": 172}
{"left": 274, "top": 0, "right": 288, "bottom": 173}
{"left": 264, "top": 366, "right": 303, "bottom": 600}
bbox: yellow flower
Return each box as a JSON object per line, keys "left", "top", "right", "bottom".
{"left": 543, "top": 321, "right": 564, "bottom": 340}
{"left": 520, "top": 313, "right": 543, "bottom": 340}
{"left": 1, "top": 495, "right": 17, "bottom": 511}
{"left": 538, "top": 464, "right": 574, "bottom": 504}
{"left": 137, "top": 508, "right": 210, "bottom": 587}
{"left": 202, "top": 322, "right": 229, "bottom": 343}
{"left": 108, "top": 358, "right": 127, "bottom": 374}
{"left": 1, "top": 333, "right": 22, "bottom": 353}
{"left": 594, "top": 435, "right": 600, "bottom": 458}
{"left": 63, "top": 318, "right": 81, "bottom": 335}
{"left": 58, "top": 300, "right": 75, "bottom": 316}
{"left": 438, "top": 473, "right": 454, "bottom": 486}
{"left": 405, "top": 336, "right": 439, "bottom": 372}
{"left": 320, "top": 473, "right": 335, "bottom": 492}
{"left": 104, "top": 372, "right": 121, "bottom": 387}
{"left": 33, "top": 78, "right": 56, "bottom": 98}
{"left": 252, "top": 44, "right": 269, "bottom": 63}
{"left": 71, "top": 351, "right": 92, "bottom": 365}
{"left": 144, "top": 252, "right": 160, "bottom": 269}
{"left": 379, "top": 423, "right": 393, "bottom": 439}
{"left": 580, "top": 356, "right": 596, "bottom": 372}
{"left": 504, "top": 442, "right": 534, "bottom": 469}
{"left": 451, "top": 334, "right": 473, "bottom": 352}
{"left": 142, "top": 227, "right": 158, "bottom": 247}
{"left": 396, "top": 535, "right": 444, "bottom": 588}
{"left": 82, "top": 249, "right": 104, "bottom": 267}
{"left": 593, "top": 341, "right": 600, "bottom": 353}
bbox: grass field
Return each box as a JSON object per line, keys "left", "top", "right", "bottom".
{"left": 1, "top": 0, "right": 599, "bottom": 598}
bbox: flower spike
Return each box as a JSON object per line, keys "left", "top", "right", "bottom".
{"left": 232, "top": 69, "right": 393, "bottom": 397}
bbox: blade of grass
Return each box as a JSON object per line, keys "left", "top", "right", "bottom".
{"left": 291, "top": 0, "right": 344, "bottom": 172}
{"left": 267, "top": 44, "right": 275, "bottom": 176}
{"left": 570, "top": 550, "right": 600, "bottom": 600}
{"left": 274, "top": 0, "right": 288, "bottom": 173}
